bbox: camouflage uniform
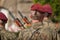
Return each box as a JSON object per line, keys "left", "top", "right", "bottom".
{"left": 55, "top": 23, "right": 60, "bottom": 40}
{"left": 30, "top": 20, "right": 57, "bottom": 40}
{"left": 17, "top": 28, "right": 35, "bottom": 40}
{"left": 0, "top": 29, "right": 17, "bottom": 40}
{"left": 43, "top": 4, "right": 60, "bottom": 40}
{"left": 17, "top": 19, "right": 58, "bottom": 40}
{"left": 17, "top": 3, "right": 57, "bottom": 40}
{"left": 53, "top": 25, "right": 60, "bottom": 40}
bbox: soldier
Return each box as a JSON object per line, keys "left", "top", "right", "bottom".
{"left": 0, "top": 12, "right": 17, "bottom": 40}
{"left": 17, "top": 3, "right": 46, "bottom": 40}
{"left": 17, "top": 3, "right": 57, "bottom": 40}
{"left": 28, "top": 4, "right": 57, "bottom": 40}
{"left": 38, "top": 4, "right": 57, "bottom": 40}
{"left": 17, "top": 3, "right": 43, "bottom": 40}
{"left": 29, "top": 3, "right": 54, "bottom": 40}
{"left": 42, "top": 4, "right": 56, "bottom": 29}
{"left": 29, "top": 3, "right": 45, "bottom": 30}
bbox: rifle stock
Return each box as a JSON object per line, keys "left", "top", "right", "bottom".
{"left": 15, "top": 18, "right": 25, "bottom": 29}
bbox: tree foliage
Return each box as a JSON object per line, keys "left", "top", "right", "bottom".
{"left": 33, "top": 0, "right": 60, "bottom": 23}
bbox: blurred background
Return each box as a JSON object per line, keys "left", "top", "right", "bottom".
{"left": 0, "top": 0, "right": 60, "bottom": 29}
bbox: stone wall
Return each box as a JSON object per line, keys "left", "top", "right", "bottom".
{"left": 17, "top": 0, "right": 33, "bottom": 19}
{"left": 3, "top": 0, "right": 33, "bottom": 19}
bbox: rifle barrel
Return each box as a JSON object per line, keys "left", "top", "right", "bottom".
{"left": 18, "top": 11, "right": 23, "bottom": 18}
{"left": 9, "top": 12, "right": 15, "bottom": 20}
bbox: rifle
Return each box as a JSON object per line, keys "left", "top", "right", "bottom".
{"left": 9, "top": 11, "right": 25, "bottom": 29}
{"left": 18, "top": 11, "right": 31, "bottom": 24}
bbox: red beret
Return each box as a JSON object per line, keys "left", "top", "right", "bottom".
{"left": 31, "top": 3, "right": 44, "bottom": 12}
{"left": 0, "top": 12, "right": 8, "bottom": 23}
{"left": 43, "top": 4, "right": 52, "bottom": 15}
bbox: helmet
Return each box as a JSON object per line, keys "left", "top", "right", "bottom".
{"left": 31, "top": 3, "right": 44, "bottom": 12}
{"left": 43, "top": 4, "right": 52, "bottom": 16}
{"left": 0, "top": 12, "right": 8, "bottom": 23}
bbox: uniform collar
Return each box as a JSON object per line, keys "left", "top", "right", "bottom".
{"left": 32, "top": 20, "right": 40, "bottom": 23}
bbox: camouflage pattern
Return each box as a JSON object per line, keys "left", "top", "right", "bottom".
{"left": 55, "top": 23, "right": 60, "bottom": 40}
{"left": 0, "top": 29, "right": 17, "bottom": 40}
{"left": 17, "top": 28, "right": 35, "bottom": 40}
{"left": 30, "top": 20, "right": 57, "bottom": 40}
{"left": 31, "top": 22, "right": 43, "bottom": 30}
{"left": 17, "top": 20, "right": 57, "bottom": 40}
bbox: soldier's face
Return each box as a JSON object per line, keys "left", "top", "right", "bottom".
{"left": 0, "top": 20, "right": 4, "bottom": 29}
{"left": 31, "top": 11, "right": 41, "bottom": 16}
{"left": 31, "top": 11, "right": 43, "bottom": 20}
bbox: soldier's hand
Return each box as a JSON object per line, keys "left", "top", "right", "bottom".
{"left": 24, "top": 23, "right": 31, "bottom": 28}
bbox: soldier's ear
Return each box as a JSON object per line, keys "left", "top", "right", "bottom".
{"left": 34, "top": 11, "right": 37, "bottom": 15}
{"left": 44, "top": 13, "right": 48, "bottom": 16}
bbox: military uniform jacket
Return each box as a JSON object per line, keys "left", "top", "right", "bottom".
{"left": 17, "top": 20, "right": 57, "bottom": 40}
{"left": 0, "top": 29, "right": 17, "bottom": 40}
